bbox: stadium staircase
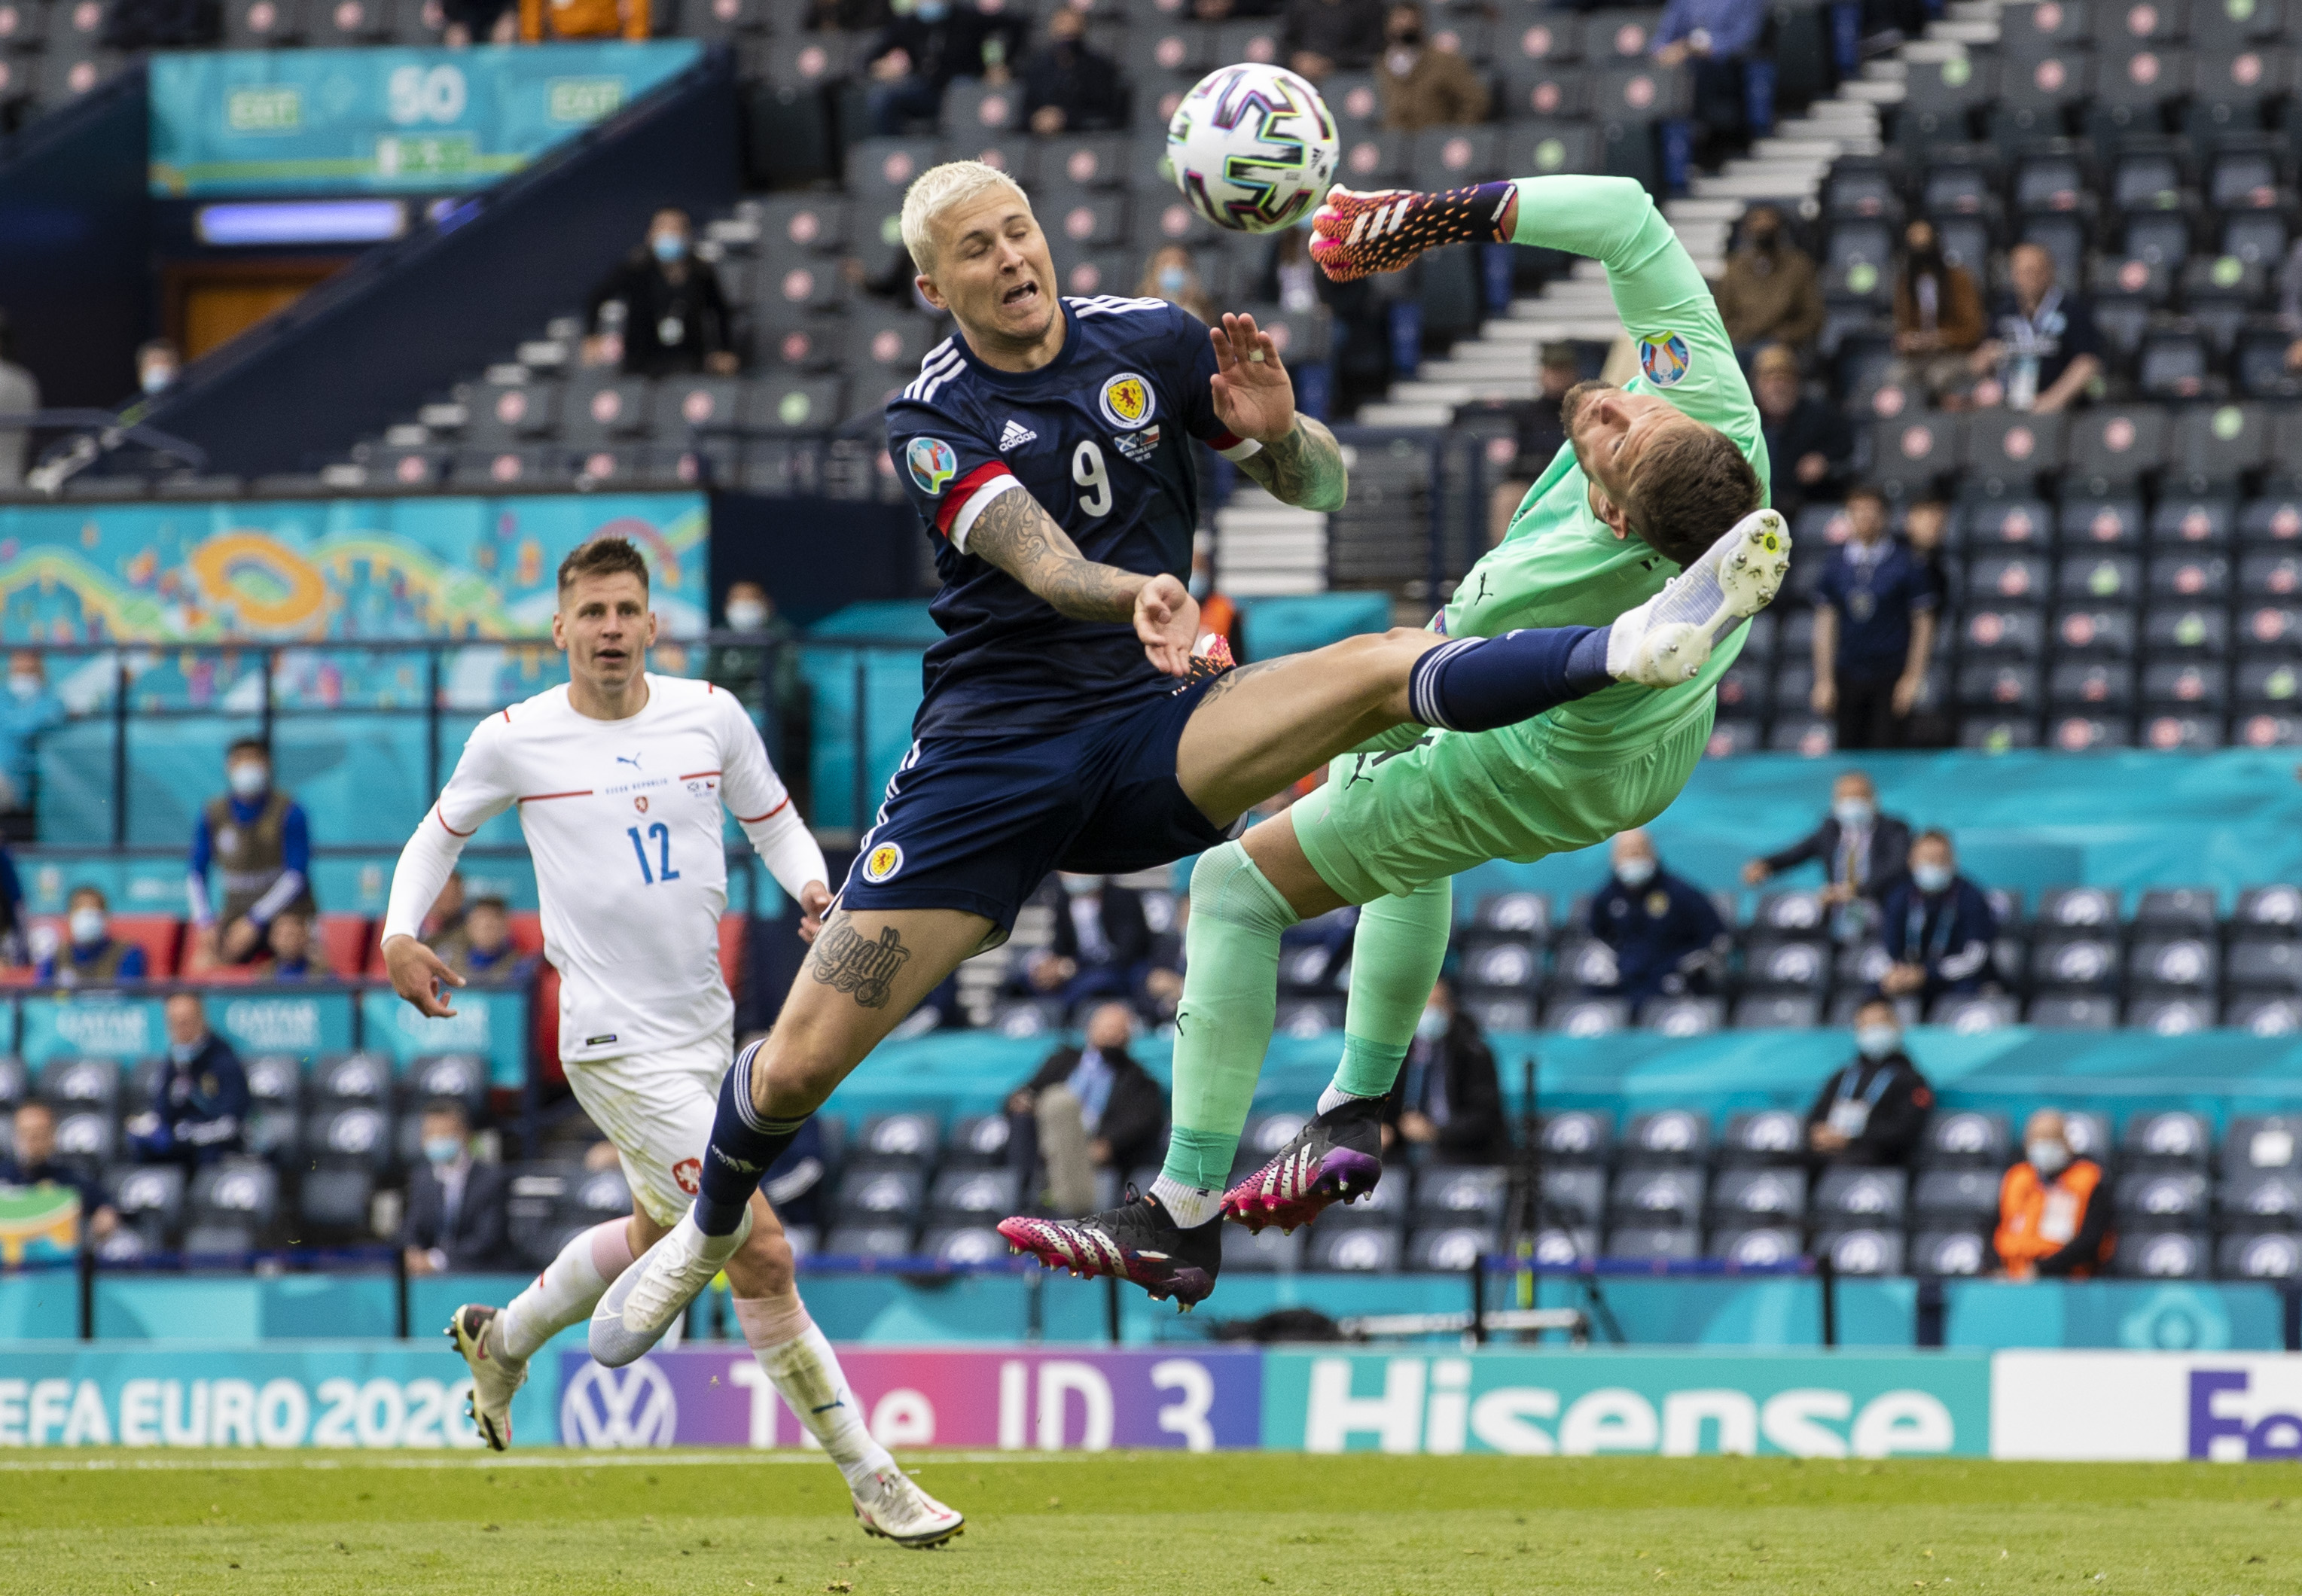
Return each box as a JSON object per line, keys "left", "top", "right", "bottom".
{"left": 1355, "top": 5, "right": 2013, "bottom": 428}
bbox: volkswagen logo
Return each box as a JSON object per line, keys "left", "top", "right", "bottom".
{"left": 561, "top": 1360, "right": 680, "bottom": 1448}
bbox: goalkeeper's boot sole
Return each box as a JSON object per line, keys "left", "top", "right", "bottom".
{"left": 997, "top": 1190, "right": 1221, "bottom": 1309}
{"left": 1219, "top": 1095, "right": 1386, "bottom": 1235}
{"left": 1610, "top": 507, "right": 1792, "bottom": 689}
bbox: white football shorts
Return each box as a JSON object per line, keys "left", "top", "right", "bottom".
{"left": 562, "top": 1025, "right": 733, "bottom": 1227}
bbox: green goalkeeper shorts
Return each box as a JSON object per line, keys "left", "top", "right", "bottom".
{"left": 1291, "top": 699, "right": 1718, "bottom": 906}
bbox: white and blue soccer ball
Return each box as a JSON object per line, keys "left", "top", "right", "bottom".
{"left": 1164, "top": 62, "right": 1339, "bottom": 235}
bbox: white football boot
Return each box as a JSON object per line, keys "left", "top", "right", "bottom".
{"left": 587, "top": 1206, "right": 752, "bottom": 1368}
{"left": 446, "top": 1303, "right": 526, "bottom": 1451}
{"left": 1608, "top": 507, "right": 1792, "bottom": 688}
{"left": 852, "top": 1467, "right": 965, "bottom": 1549}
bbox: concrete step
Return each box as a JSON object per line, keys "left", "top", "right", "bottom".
{"left": 1838, "top": 79, "right": 1907, "bottom": 102}
{"left": 1927, "top": 17, "right": 2000, "bottom": 41}
{"left": 1355, "top": 401, "right": 1456, "bottom": 427}
{"left": 1864, "top": 57, "right": 1909, "bottom": 79}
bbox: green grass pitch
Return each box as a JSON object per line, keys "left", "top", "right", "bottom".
{"left": 2, "top": 1451, "right": 2297, "bottom": 1595}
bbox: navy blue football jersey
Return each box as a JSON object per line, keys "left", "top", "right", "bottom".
{"left": 886, "top": 295, "right": 1257, "bottom": 740}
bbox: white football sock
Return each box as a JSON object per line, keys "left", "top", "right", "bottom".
{"left": 1316, "top": 1083, "right": 1386, "bottom": 1116}
{"left": 1149, "top": 1174, "right": 1224, "bottom": 1228}
{"left": 734, "top": 1291, "right": 893, "bottom": 1491}
{"left": 495, "top": 1220, "right": 632, "bottom": 1363}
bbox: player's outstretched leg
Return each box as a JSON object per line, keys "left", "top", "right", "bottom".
{"left": 1223, "top": 879, "right": 1453, "bottom": 1233}
{"left": 996, "top": 1186, "right": 1224, "bottom": 1308}
{"left": 733, "top": 1289, "right": 964, "bottom": 1548}
{"left": 448, "top": 1219, "right": 636, "bottom": 1448}
{"left": 1605, "top": 507, "right": 1790, "bottom": 688}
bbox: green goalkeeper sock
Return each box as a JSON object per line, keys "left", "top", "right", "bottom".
{"left": 1326, "top": 877, "right": 1453, "bottom": 1105}
{"left": 1154, "top": 840, "right": 1300, "bottom": 1224}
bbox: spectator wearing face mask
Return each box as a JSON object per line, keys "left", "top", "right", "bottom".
{"left": 1015, "top": 872, "right": 1151, "bottom": 1013}
{"left": 37, "top": 886, "right": 148, "bottom": 987}
{"left": 1137, "top": 245, "right": 1217, "bottom": 327}
{"left": 401, "top": 1100, "right": 512, "bottom": 1273}
{"left": 583, "top": 209, "right": 739, "bottom": 378}
{"left": 188, "top": 739, "right": 313, "bottom": 970}
{"left": 1995, "top": 1108, "right": 2111, "bottom": 1279}
{"left": 1383, "top": 977, "right": 1508, "bottom": 1163}
{"left": 1374, "top": 2, "right": 1489, "bottom": 130}
{"left": 135, "top": 339, "right": 179, "bottom": 401}
{"left": 1804, "top": 995, "right": 1934, "bottom": 1166}
{"left": 0, "top": 1101, "right": 119, "bottom": 1245}
{"left": 1713, "top": 206, "right": 1824, "bottom": 355}
{"left": 1887, "top": 218, "right": 1984, "bottom": 400}
{"left": 0, "top": 649, "right": 62, "bottom": 832}
{"left": 1743, "top": 769, "right": 1912, "bottom": 940}
{"left": 520, "top": 0, "right": 648, "bottom": 41}
{"left": 1021, "top": 2, "right": 1122, "bottom": 134}
{"left": 1751, "top": 344, "right": 1850, "bottom": 521}
{"left": 1586, "top": 829, "right": 1728, "bottom": 1011}
{"left": 1006, "top": 1001, "right": 1168, "bottom": 1214}
{"left": 1877, "top": 830, "right": 1997, "bottom": 1005}
{"left": 127, "top": 993, "right": 250, "bottom": 1168}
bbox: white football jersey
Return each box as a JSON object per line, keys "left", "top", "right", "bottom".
{"left": 431, "top": 674, "right": 790, "bottom": 1063}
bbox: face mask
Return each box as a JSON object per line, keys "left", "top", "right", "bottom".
{"left": 916, "top": 0, "right": 948, "bottom": 18}
{"left": 1912, "top": 862, "right": 1953, "bottom": 894}
{"left": 1415, "top": 1004, "right": 1448, "bottom": 1040}
{"left": 169, "top": 1040, "right": 200, "bottom": 1065}
{"left": 141, "top": 366, "right": 174, "bottom": 395}
{"left": 68, "top": 908, "right": 105, "bottom": 946}
{"left": 1188, "top": 571, "right": 1212, "bottom": 600}
{"left": 1616, "top": 857, "right": 1657, "bottom": 888}
{"left": 651, "top": 233, "right": 688, "bottom": 263}
{"left": 2027, "top": 1139, "right": 2070, "bottom": 1177}
{"left": 1158, "top": 266, "right": 1189, "bottom": 294}
{"left": 7, "top": 673, "right": 38, "bottom": 701}
{"left": 1390, "top": 24, "right": 1421, "bottom": 43}
{"left": 228, "top": 762, "right": 269, "bottom": 800}
{"left": 1060, "top": 875, "right": 1102, "bottom": 897}
{"left": 1855, "top": 1023, "right": 1900, "bottom": 1061}
{"left": 423, "top": 1136, "right": 464, "bottom": 1166}
{"left": 1748, "top": 227, "right": 1779, "bottom": 250}
{"left": 725, "top": 600, "right": 768, "bottom": 631}
{"left": 1833, "top": 797, "right": 1875, "bottom": 827}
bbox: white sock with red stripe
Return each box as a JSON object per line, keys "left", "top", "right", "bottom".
{"left": 494, "top": 1220, "right": 633, "bottom": 1363}
{"left": 735, "top": 1290, "right": 893, "bottom": 1490}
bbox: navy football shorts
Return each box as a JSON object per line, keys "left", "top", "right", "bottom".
{"left": 836, "top": 675, "right": 1231, "bottom": 938}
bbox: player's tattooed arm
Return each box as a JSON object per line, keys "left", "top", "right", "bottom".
{"left": 1235, "top": 416, "right": 1349, "bottom": 513}
{"left": 968, "top": 486, "right": 1200, "bottom": 675}
{"left": 968, "top": 485, "right": 1140, "bottom": 623}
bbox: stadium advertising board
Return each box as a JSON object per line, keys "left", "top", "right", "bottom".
{"left": 0, "top": 493, "right": 706, "bottom": 647}
{"left": 17, "top": 990, "right": 355, "bottom": 1065}
{"left": 357, "top": 988, "right": 529, "bottom": 1088}
{"left": 0, "top": 1346, "right": 556, "bottom": 1448}
{"left": 1990, "top": 1351, "right": 2302, "bottom": 1461}
{"left": 553, "top": 1348, "right": 1264, "bottom": 1451}
{"left": 148, "top": 41, "right": 702, "bottom": 196}
{"left": 1261, "top": 1351, "right": 1993, "bottom": 1457}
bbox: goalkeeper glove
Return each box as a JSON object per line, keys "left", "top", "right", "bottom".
{"left": 1308, "top": 181, "right": 1517, "bottom": 282}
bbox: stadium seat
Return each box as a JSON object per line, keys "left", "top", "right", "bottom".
{"left": 1406, "top": 1226, "right": 1493, "bottom": 1272}
{"left": 308, "top": 1105, "right": 392, "bottom": 1173}
{"left": 2029, "top": 994, "right": 2121, "bottom": 1028}
{"left": 2117, "top": 1228, "right": 2211, "bottom": 1278}
{"left": 942, "top": 1113, "right": 1012, "bottom": 1168}
{"left": 822, "top": 1225, "right": 914, "bottom": 1259}
{"left": 1918, "top": 1110, "right": 2011, "bottom": 1168}
{"left": 1414, "top": 1166, "right": 1509, "bottom": 1224}
{"left": 1910, "top": 1229, "right": 1994, "bottom": 1276}
{"left": 110, "top": 1164, "right": 184, "bottom": 1249}
{"left": 1306, "top": 1219, "right": 1403, "bottom": 1272}
{"left": 836, "top": 1166, "right": 927, "bottom": 1228}
{"left": 1932, "top": 994, "right": 2020, "bottom": 1032}
{"left": 1717, "top": 1110, "right": 1803, "bottom": 1165}
{"left": 1621, "top": 1110, "right": 1709, "bottom": 1166}
{"left": 2223, "top": 1115, "right": 2302, "bottom": 1174}
{"left": 1545, "top": 996, "right": 1629, "bottom": 1037}
{"left": 38, "top": 1055, "right": 118, "bottom": 1113}
{"left": 1709, "top": 1166, "right": 1807, "bottom": 1225}
{"left": 2232, "top": 883, "right": 2302, "bottom": 930}
{"left": 1540, "top": 1167, "right": 1606, "bottom": 1226}
{"left": 921, "top": 1226, "right": 1008, "bottom": 1267}
{"left": 186, "top": 1158, "right": 279, "bottom": 1253}
{"left": 298, "top": 1167, "right": 374, "bottom": 1238}
{"left": 1537, "top": 1110, "right": 1612, "bottom": 1165}
{"left": 1606, "top": 1223, "right": 1700, "bottom": 1262}
{"left": 1609, "top": 1166, "right": 1705, "bottom": 1227}
{"left": 0, "top": 1056, "right": 23, "bottom": 1113}
{"left": 2118, "top": 1169, "right": 2211, "bottom": 1226}
{"left": 1225, "top": 1223, "right": 1301, "bottom": 1273}
{"left": 855, "top": 1112, "right": 938, "bottom": 1168}
{"left": 927, "top": 1168, "right": 1020, "bottom": 1223}
{"left": 2121, "top": 1109, "right": 2212, "bottom": 1168}
{"left": 2219, "top": 1170, "right": 2302, "bottom": 1232}
{"left": 2218, "top": 1231, "right": 2302, "bottom": 1280}
{"left": 1913, "top": 1168, "right": 2002, "bottom": 1226}
{"left": 1814, "top": 1167, "right": 1907, "bottom": 1226}
{"left": 1817, "top": 1226, "right": 1904, "bottom": 1275}
{"left": 1709, "top": 1226, "right": 1801, "bottom": 1268}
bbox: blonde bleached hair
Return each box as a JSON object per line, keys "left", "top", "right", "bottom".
{"left": 900, "top": 160, "right": 1032, "bottom": 275}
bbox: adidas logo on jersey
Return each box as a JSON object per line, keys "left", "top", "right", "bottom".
{"left": 998, "top": 419, "right": 1038, "bottom": 452}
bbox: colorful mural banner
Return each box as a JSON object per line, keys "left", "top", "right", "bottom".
{"left": 148, "top": 42, "right": 702, "bottom": 196}
{"left": 0, "top": 493, "right": 706, "bottom": 647}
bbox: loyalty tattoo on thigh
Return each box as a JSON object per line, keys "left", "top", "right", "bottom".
{"left": 807, "top": 915, "right": 911, "bottom": 1008}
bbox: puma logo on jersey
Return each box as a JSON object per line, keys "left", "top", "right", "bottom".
{"left": 998, "top": 419, "right": 1038, "bottom": 452}
{"left": 615, "top": 753, "right": 642, "bottom": 769}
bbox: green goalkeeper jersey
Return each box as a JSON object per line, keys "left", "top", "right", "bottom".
{"left": 1438, "top": 174, "right": 1772, "bottom": 752}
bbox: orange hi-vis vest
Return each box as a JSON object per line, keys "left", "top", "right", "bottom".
{"left": 520, "top": 0, "right": 649, "bottom": 41}
{"left": 1996, "top": 1157, "right": 2106, "bottom": 1278}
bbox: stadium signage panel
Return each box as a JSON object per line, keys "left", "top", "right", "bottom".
{"left": 0, "top": 1347, "right": 557, "bottom": 1448}
{"left": 555, "top": 1348, "right": 1264, "bottom": 1451}
{"left": 1990, "top": 1351, "right": 2302, "bottom": 1460}
{"left": 1263, "top": 1351, "right": 1991, "bottom": 1457}
{"left": 148, "top": 42, "right": 702, "bottom": 197}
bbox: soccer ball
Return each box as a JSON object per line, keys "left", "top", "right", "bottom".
{"left": 1165, "top": 62, "right": 1339, "bottom": 235}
